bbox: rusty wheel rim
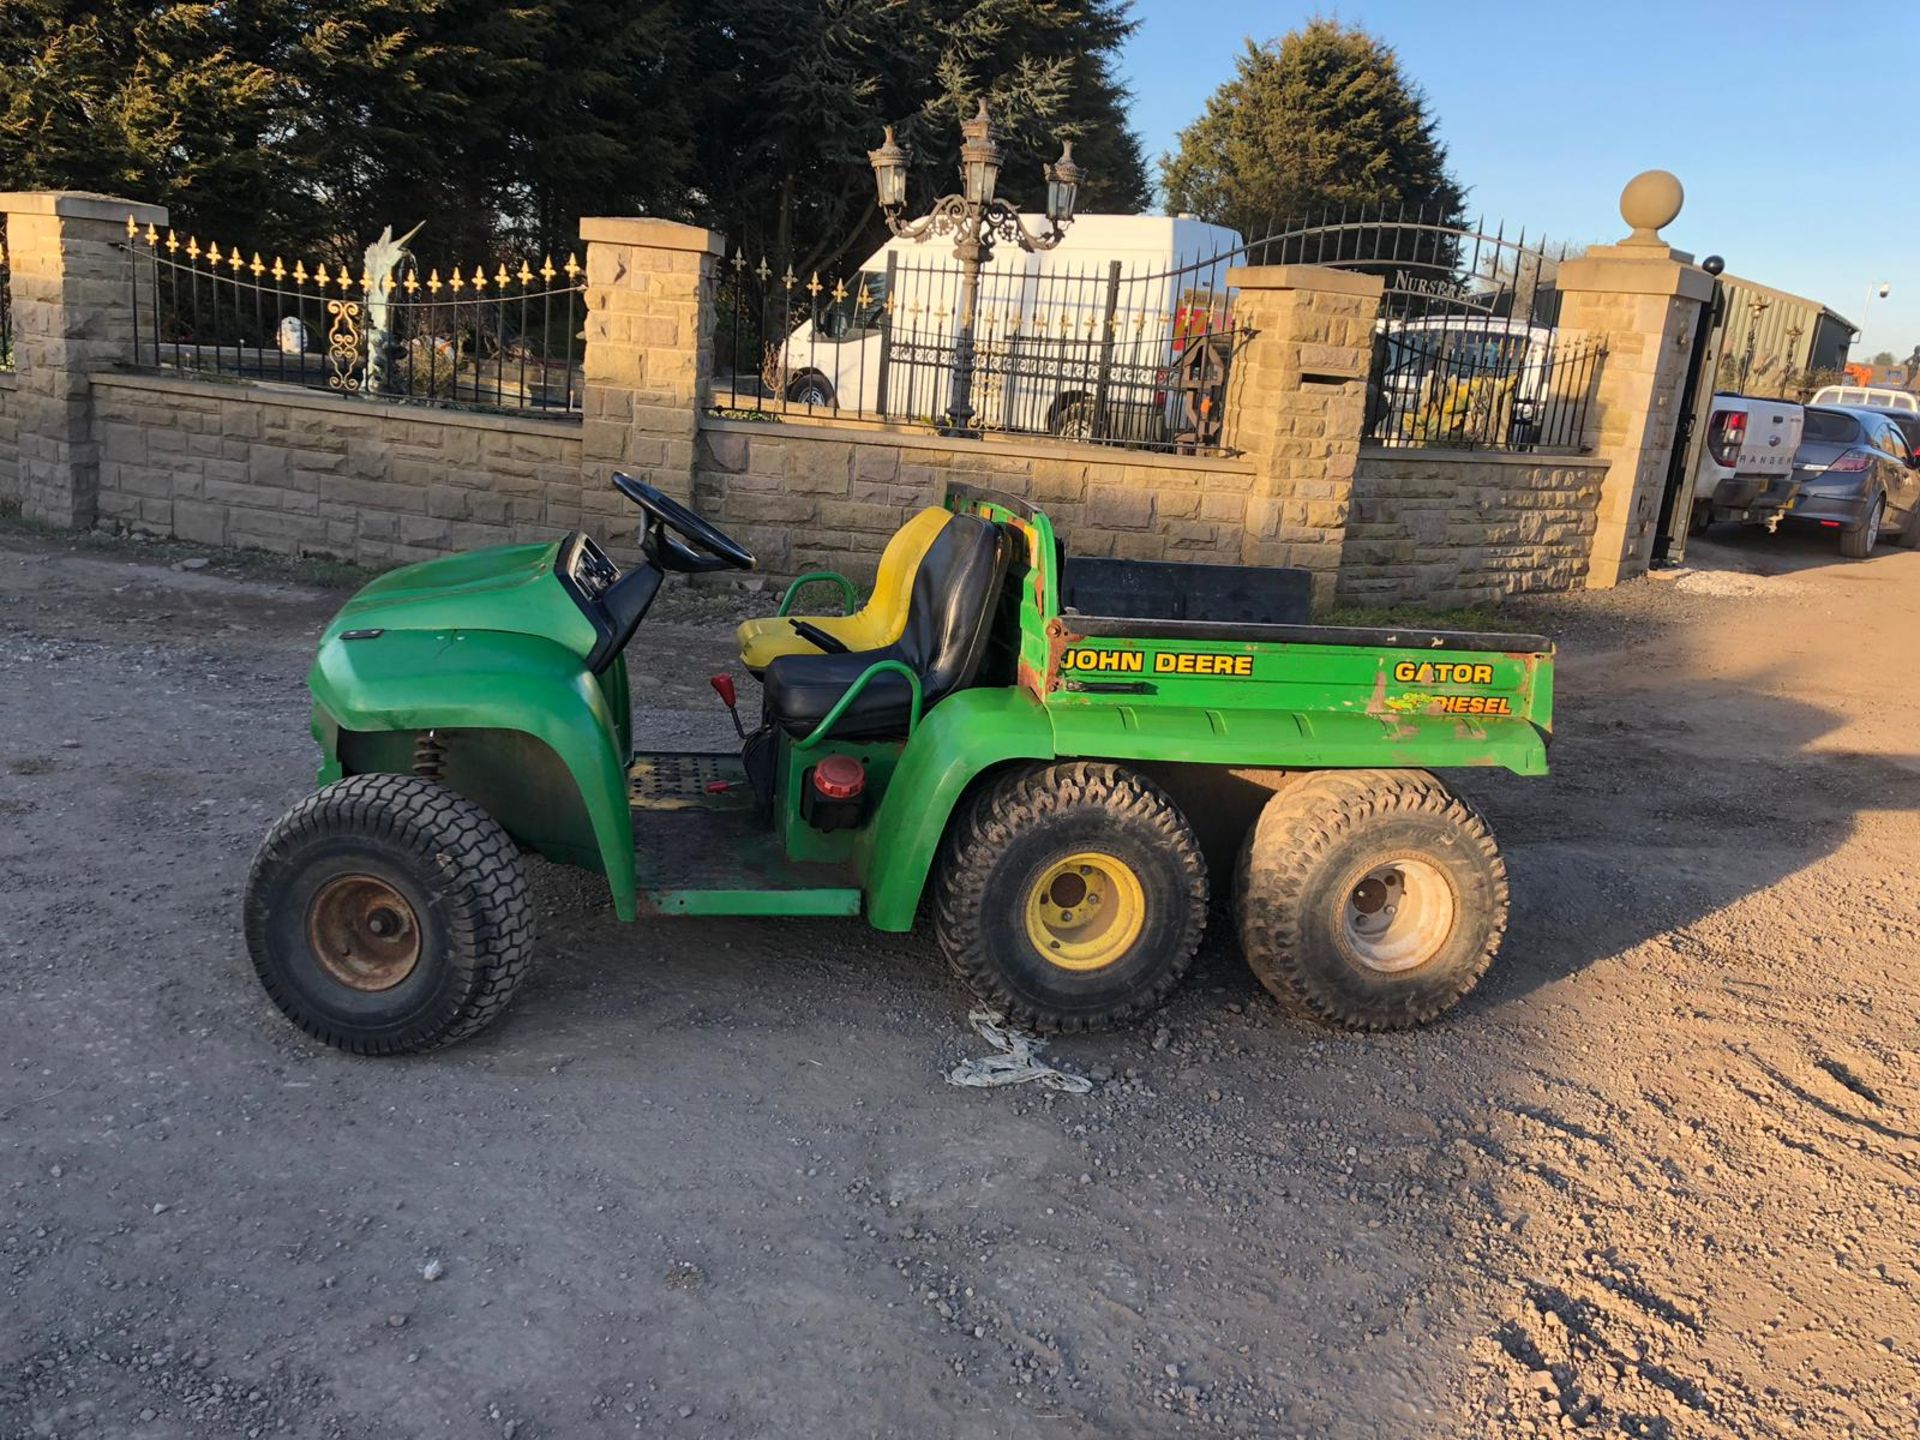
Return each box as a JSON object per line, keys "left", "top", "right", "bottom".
{"left": 306, "top": 874, "right": 422, "bottom": 992}
{"left": 1340, "top": 856, "right": 1457, "bottom": 974}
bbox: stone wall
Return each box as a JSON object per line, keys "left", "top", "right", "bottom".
{"left": 92, "top": 375, "right": 587, "bottom": 567}
{"left": 0, "top": 186, "right": 1723, "bottom": 613}
{"left": 0, "top": 375, "right": 19, "bottom": 512}
{"left": 694, "top": 417, "right": 1263, "bottom": 581}
{"left": 1339, "top": 448, "right": 1609, "bottom": 608}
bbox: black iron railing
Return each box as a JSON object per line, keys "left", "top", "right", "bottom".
{"left": 709, "top": 204, "right": 1600, "bottom": 458}
{"left": 711, "top": 244, "right": 1243, "bottom": 456}
{"left": 1212, "top": 206, "right": 1606, "bottom": 453}
{"left": 1, "top": 217, "right": 13, "bottom": 371}
{"left": 125, "top": 219, "right": 586, "bottom": 418}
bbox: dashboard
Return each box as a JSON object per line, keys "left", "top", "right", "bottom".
{"left": 555, "top": 531, "right": 660, "bottom": 674}
{"left": 562, "top": 532, "right": 621, "bottom": 602}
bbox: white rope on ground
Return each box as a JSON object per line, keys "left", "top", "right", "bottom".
{"left": 945, "top": 1009, "right": 1093, "bottom": 1095}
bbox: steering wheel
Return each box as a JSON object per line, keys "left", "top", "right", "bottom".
{"left": 612, "top": 472, "right": 756, "bottom": 574}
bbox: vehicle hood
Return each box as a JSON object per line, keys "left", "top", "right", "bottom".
{"left": 319, "top": 540, "right": 600, "bottom": 659}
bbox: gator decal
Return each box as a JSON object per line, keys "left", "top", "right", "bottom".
{"left": 1394, "top": 660, "right": 1496, "bottom": 686}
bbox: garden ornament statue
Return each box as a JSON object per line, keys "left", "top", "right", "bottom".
{"left": 362, "top": 221, "right": 423, "bottom": 394}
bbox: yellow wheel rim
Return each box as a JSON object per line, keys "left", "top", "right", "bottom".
{"left": 1022, "top": 851, "right": 1146, "bottom": 972}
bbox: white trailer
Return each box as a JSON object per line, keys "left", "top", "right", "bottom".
{"left": 777, "top": 214, "right": 1244, "bottom": 439}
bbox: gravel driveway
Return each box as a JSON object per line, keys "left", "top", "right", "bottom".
{"left": 3, "top": 522, "right": 1917, "bottom": 1439}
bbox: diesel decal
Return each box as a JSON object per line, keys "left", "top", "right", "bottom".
{"left": 1063, "top": 648, "right": 1146, "bottom": 673}
{"left": 1394, "top": 660, "right": 1495, "bottom": 686}
{"left": 1153, "top": 651, "right": 1254, "bottom": 677}
{"left": 1431, "top": 695, "right": 1512, "bottom": 715}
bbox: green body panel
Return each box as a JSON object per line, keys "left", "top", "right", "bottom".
{"left": 650, "top": 888, "right": 861, "bottom": 917}
{"left": 1049, "top": 704, "right": 1547, "bottom": 775}
{"left": 310, "top": 625, "right": 640, "bottom": 922}
{"left": 854, "top": 686, "right": 1057, "bottom": 931}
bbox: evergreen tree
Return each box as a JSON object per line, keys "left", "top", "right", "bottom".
{"left": 1161, "top": 20, "right": 1465, "bottom": 242}
{"left": 1, "top": 0, "right": 1147, "bottom": 279}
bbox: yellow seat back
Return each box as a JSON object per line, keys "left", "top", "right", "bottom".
{"left": 736, "top": 506, "right": 951, "bottom": 670}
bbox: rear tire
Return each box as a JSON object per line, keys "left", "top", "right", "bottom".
{"left": 1235, "top": 769, "right": 1507, "bottom": 1030}
{"left": 1840, "top": 496, "right": 1884, "bottom": 558}
{"left": 244, "top": 774, "right": 534, "bottom": 1054}
{"left": 934, "top": 763, "right": 1207, "bottom": 1031}
{"left": 1689, "top": 499, "right": 1713, "bottom": 536}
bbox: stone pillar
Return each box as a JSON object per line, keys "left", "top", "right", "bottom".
{"left": 1221, "top": 263, "right": 1384, "bottom": 608}
{"left": 1553, "top": 171, "right": 1716, "bottom": 588}
{"left": 577, "top": 218, "right": 723, "bottom": 518}
{"left": 0, "top": 192, "right": 168, "bottom": 527}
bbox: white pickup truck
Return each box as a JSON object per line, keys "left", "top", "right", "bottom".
{"left": 1691, "top": 394, "right": 1805, "bottom": 533}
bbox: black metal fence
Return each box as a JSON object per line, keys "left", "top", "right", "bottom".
{"left": 1257, "top": 211, "right": 1605, "bottom": 453}
{"left": 1, "top": 218, "right": 13, "bottom": 370}
{"left": 712, "top": 244, "right": 1242, "bottom": 456}
{"left": 711, "top": 205, "right": 1602, "bottom": 458}
{"left": 124, "top": 219, "right": 586, "bottom": 417}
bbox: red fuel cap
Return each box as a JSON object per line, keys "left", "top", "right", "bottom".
{"left": 813, "top": 755, "right": 866, "bottom": 801}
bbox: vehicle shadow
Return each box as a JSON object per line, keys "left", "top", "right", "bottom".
{"left": 1445, "top": 659, "right": 1920, "bottom": 1014}
{"left": 1684, "top": 521, "right": 1916, "bottom": 577}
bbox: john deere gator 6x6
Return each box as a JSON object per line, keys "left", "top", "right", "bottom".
{"left": 244, "top": 477, "right": 1552, "bottom": 1054}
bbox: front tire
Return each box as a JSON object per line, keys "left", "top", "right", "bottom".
{"left": 1235, "top": 770, "right": 1507, "bottom": 1030}
{"left": 934, "top": 763, "right": 1207, "bottom": 1031}
{"left": 244, "top": 774, "right": 534, "bottom": 1054}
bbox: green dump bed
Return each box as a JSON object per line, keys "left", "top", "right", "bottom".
{"left": 949, "top": 485, "right": 1556, "bottom": 778}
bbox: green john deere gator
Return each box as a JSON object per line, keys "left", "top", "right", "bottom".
{"left": 244, "top": 476, "right": 1553, "bottom": 1054}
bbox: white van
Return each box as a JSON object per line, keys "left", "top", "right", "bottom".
{"left": 1810, "top": 385, "right": 1918, "bottom": 414}
{"left": 778, "top": 214, "right": 1244, "bottom": 439}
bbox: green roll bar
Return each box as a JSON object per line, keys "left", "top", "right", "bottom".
{"left": 776, "top": 571, "right": 858, "bottom": 617}
{"left": 793, "top": 660, "right": 923, "bottom": 751}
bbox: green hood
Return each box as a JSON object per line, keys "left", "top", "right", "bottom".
{"left": 321, "top": 540, "right": 600, "bottom": 661}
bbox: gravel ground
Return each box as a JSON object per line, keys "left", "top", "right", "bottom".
{"left": 3, "top": 521, "right": 1917, "bottom": 1439}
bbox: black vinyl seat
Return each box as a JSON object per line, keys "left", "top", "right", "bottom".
{"left": 762, "top": 514, "right": 1010, "bottom": 739}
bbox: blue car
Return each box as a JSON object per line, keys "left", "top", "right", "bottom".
{"left": 1786, "top": 406, "right": 1920, "bottom": 557}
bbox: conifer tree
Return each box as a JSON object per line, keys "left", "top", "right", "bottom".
{"left": 1161, "top": 19, "right": 1464, "bottom": 242}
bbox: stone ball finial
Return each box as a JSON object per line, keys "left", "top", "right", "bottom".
{"left": 1619, "top": 170, "right": 1684, "bottom": 245}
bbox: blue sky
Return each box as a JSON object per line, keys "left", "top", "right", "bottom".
{"left": 1117, "top": 0, "right": 1920, "bottom": 359}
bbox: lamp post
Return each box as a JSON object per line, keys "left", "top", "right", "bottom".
{"left": 1862, "top": 282, "right": 1891, "bottom": 368}
{"left": 869, "top": 101, "right": 1084, "bottom": 436}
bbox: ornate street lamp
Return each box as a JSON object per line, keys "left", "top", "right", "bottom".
{"left": 869, "top": 101, "right": 1085, "bottom": 435}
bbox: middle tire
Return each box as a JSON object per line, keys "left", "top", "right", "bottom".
{"left": 933, "top": 762, "right": 1208, "bottom": 1031}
